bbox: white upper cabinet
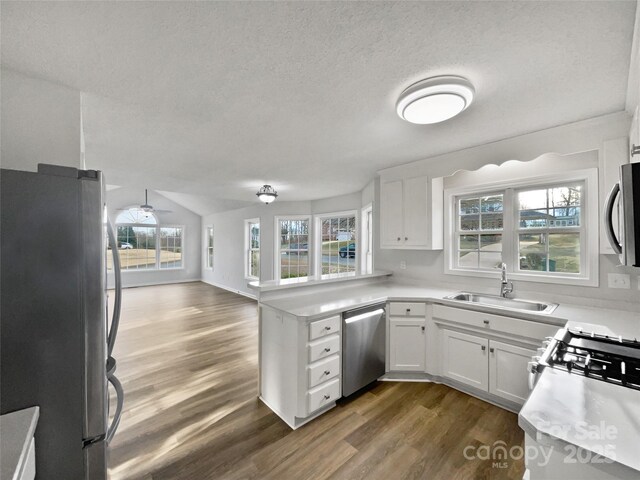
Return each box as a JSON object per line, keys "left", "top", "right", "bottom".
{"left": 380, "top": 175, "right": 443, "bottom": 250}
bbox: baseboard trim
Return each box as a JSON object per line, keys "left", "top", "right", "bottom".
{"left": 200, "top": 278, "right": 257, "bottom": 300}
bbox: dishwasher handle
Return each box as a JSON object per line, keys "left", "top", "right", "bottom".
{"left": 344, "top": 308, "right": 385, "bottom": 324}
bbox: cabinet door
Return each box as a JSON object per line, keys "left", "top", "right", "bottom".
{"left": 403, "top": 176, "right": 428, "bottom": 247}
{"left": 442, "top": 329, "right": 488, "bottom": 391}
{"left": 389, "top": 320, "right": 425, "bottom": 371}
{"left": 380, "top": 180, "right": 404, "bottom": 247}
{"left": 489, "top": 340, "right": 535, "bottom": 405}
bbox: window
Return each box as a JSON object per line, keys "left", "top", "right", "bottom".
{"left": 206, "top": 226, "right": 214, "bottom": 270}
{"left": 276, "top": 216, "right": 310, "bottom": 280}
{"left": 446, "top": 169, "right": 597, "bottom": 286}
{"left": 110, "top": 208, "right": 184, "bottom": 271}
{"left": 245, "top": 219, "right": 260, "bottom": 279}
{"left": 517, "top": 184, "right": 582, "bottom": 273}
{"left": 159, "top": 227, "right": 183, "bottom": 269}
{"left": 315, "top": 211, "right": 357, "bottom": 277}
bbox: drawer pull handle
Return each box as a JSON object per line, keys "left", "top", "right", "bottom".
{"left": 406, "top": 308, "right": 411, "bottom": 313}
{"left": 323, "top": 394, "right": 330, "bottom": 400}
{"left": 483, "top": 320, "right": 490, "bottom": 325}
{"left": 324, "top": 348, "right": 331, "bottom": 352}
{"left": 324, "top": 326, "right": 332, "bottom": 331}
{"left": 490, "top": 347, "right": 495, "bottom": 353}
{"left": 481, "top": 345, "right": 486, "bottom": 351}
{"left": 324, "top": 370, "right": 331, "bottom": 375}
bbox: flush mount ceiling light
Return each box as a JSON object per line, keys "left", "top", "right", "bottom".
{"left": 256, "top": 184, "right": 278, "bottom": 204}
{"left": 396, "top": 75, "right": 475, "bottom": 124}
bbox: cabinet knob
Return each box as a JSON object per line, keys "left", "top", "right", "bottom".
{"left": 397, "top": 237, "right": 401, "bottom": 241}
{"left": 483, "top": 320, "right": 490, "bottom": 325}
{"left": 421, "top": 326, "right": 425, "bottom": 332}
{"left": 405, "top": 237, "right": 408, "bottom": 241}
{"left": 406, "top": 308, "right": 411, "bottom": 314}
{"left": 324, "top": 370, "right": 331, "bottom": 375}
{"left": 323, "top": 394, "right": 330, "bottom": 400}
{"left": 324, "top": 347, "right": 331, "bottom": 352}
{"left": 324, "top": 326, "right": 331, "bottom": 331}
{"left": 490, "top": 347, "right": 495, "bottom": 353}
{"left": 481, "top": 345, "right": 486, "bottom": 351}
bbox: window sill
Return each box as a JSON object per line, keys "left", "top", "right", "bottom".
{"left": 445, "top": 267, "right": 598, "bottom": 287}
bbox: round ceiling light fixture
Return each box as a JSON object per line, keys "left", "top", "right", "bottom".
{"left": 256, "top": 184, "right": 278, "bottom": 204}
{"left": 396, "top": 75, "right": 475, "bottom": 125}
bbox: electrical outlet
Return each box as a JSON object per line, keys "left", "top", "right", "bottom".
{"left": 400, "top": 260, "right": 407, "bottom": 270}
{"left": 608, "top": 273, "right": 631, "bottom": 289}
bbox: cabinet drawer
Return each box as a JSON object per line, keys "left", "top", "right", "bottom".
{"left": 309, "top": 315, "right": 340, "bottom": 340}
{"left": 308, "top": 334, "right": 340, "bottom": 363}
{"left": 432, "top": 304, "right": 558, "bottom": 341}
{"left": 307, "top": 378, "right": 340, "bottom": 414}
{"left": 389, "top": 302, "right": 426, "bottom": 317}
{"left": 307, "top": 354, "right": 340, "bottom": 388}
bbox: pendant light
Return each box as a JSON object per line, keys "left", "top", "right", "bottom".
{"left": 256, "top": 185, "right": 278, "bottom": 204}
{"left": 396, "top": 75, "right": 475, "bottom": 124}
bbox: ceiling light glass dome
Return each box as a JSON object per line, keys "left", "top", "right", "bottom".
{"left": 396, "top": 75, "right": 475, "bottom": 125}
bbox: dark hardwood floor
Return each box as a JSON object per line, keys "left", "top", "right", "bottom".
{"left": 107, "top": 282, "right": 524, "bottom": 480}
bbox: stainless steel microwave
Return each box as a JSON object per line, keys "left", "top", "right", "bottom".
{"left": 605, "top": 162, "right": 640, "bottom": 267}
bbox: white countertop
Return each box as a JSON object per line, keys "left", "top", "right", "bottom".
{"left": 248, "top": 270, "right": 392, "bottom": 292}
{"left": 1, "top": 406, "right": 39, "bottom": 480}
{"left": 260, "top": 281, "right": 639, "bottom": 338}
{"left": 519, "top": 368, "right": 640, "bottom": 472}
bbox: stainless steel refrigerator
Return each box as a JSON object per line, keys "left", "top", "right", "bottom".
{"left": 1, "top": 164, "right": 124, "bottom": 479}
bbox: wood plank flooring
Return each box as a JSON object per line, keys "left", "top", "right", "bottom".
{"left": 107, "top": 282, "right": 524, "bottom": 480}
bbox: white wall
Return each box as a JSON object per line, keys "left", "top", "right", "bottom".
{"left": 375, "top": 112, "right": 640, "bottom": 310}
{"left": 1, "top": 68, "right": 82, "bottom": 171}
{"left": 107, "top": 187, "right": 202, "bottom": 287}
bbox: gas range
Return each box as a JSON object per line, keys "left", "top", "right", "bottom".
{"left": 529, "top": 328, "right": 640, "bottom": 391}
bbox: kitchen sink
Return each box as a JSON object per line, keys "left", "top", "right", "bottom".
{"left": 443, "top": 292, "right": 558, "bottom": 314}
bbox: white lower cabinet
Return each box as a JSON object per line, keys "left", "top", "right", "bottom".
{"left": 489, "top": 340, "right": 535, "bottom": 404}
{"left": 442, "top": 329, "right": 489, "bottom": 390}
{"left": 389, "top": 319, "right": 426, "bottom": 371}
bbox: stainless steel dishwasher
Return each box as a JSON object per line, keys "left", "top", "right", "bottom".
{"left": 342, "top": 303, "right": 386, "bottom": 397}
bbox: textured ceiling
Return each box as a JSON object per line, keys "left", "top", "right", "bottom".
{"left": 1, "top": 1, "right": 636, "bottom": 212}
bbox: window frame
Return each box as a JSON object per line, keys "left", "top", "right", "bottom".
{"left": 361, "top": 204, "right": 374, "bottom": 275}
{"left": 313, "top": 210, "right": 359, "bottom": 279}
{"left": 244, "top": 218, "right": 260, "bottom": 280}
{"left": 114, "top": 209, "right": 186, "bottom": 272}
{"left": 444, "top": 169, "right": 598, "bottom": 287}
{"left": 274, "top": 215, "right": 312, "bottom": 281}
{"left": 205, "top": 225, "right": 214, "bottom": 271}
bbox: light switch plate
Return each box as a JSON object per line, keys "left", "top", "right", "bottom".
{"left": 400, "top": 260, "right": 406, "bottom": 270}
{"left": 608, "top": 273, "right": 631, "bottom": 289}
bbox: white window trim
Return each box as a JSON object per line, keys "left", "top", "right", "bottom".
{"left": 313, "top": 209, "right": 359, "bottom": 278}
{"left": 115, "top": 219, "right": 186, "bottom": 272}
{"left": 361, "top": 203, "right": 373, "bottom": 275}
{"left": 274, "top": 215, "right": 312, "bottom": 280}
{"left": 244, "top": 218, "right": 260, "bottom": 280}
{"left": 444, "top": 168, "right": 599, "bottom": 287}
{"left": 204, "top": 225, "right": 216, "bottom": 272}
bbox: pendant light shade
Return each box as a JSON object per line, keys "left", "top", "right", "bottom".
{"left": 396, "top": 75, "right": 475, "bottom": 124}
{"left": 256, "top": 184, "right": 278, "bottom": 204}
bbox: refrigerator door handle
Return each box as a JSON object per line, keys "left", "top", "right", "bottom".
{"left": 604, "top": 182, "right": 623, "bottom": 255}
{"left": 106, "top": 374, "right": 124, "bottom": 444}
{"left": 107, "top": 221, "right": 122, "bottom": 357}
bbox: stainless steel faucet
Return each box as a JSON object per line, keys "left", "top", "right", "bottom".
{"left": 500, "top": 263, "right": 513, "bottom": 298}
